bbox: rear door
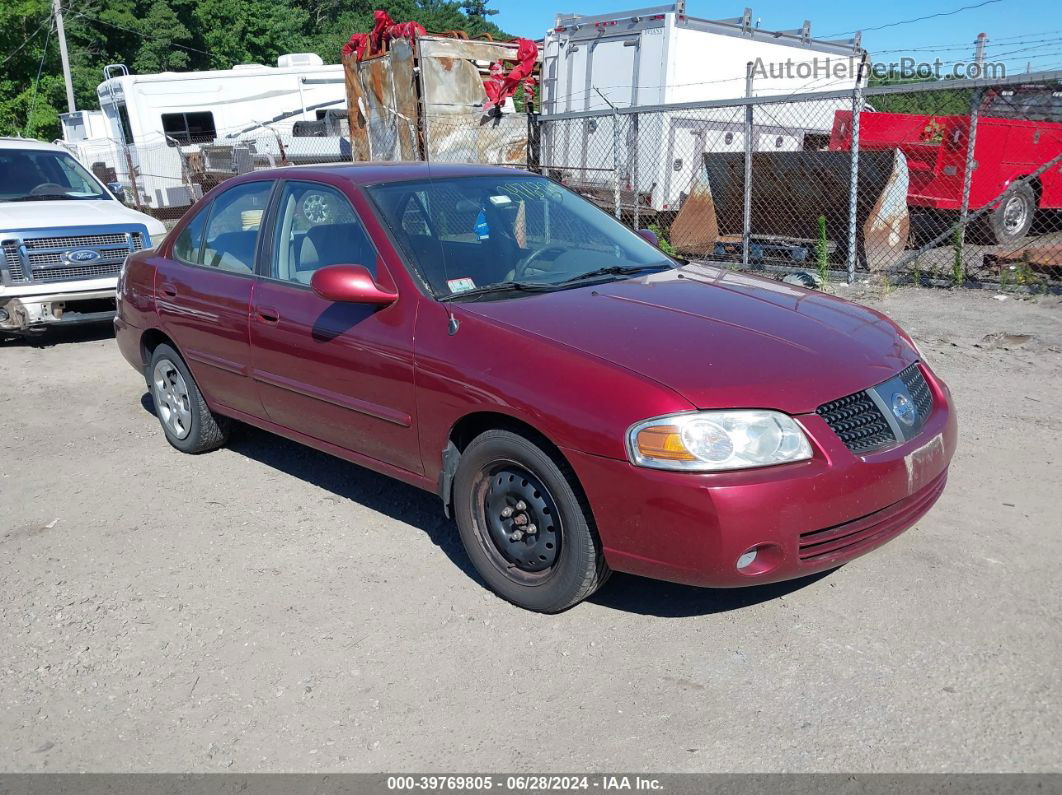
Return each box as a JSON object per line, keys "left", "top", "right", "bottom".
{"left": 155, "top": 180, "right": 273, "bottom": 418}
{"left": 248, "top": 179, "right": 421, "bottom": 474}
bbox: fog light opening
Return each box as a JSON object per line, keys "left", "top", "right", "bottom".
{"left": 735, "top": 543, "right": 782, "bottom": 576}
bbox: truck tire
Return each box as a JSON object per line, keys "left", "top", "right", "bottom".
{"left": 453, "top": 429, "right": 610, "bottom": 613}
{"left": 148, "top": 343, "right": 229, "bottom": 454}
{"left": 979, "top": 182, "right": 1037, "bottom": 245}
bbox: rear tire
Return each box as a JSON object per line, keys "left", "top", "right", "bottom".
{"left": 977, "top": 182, "right": 1036, "bottom": 245}
{"left": 148, "top": 343, "right": 229, "bottom": 454}
{"left": 453, "top": 429, "right": 610, "bottom": 613}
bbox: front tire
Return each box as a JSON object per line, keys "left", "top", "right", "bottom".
{"left": 148, "top": 343, "right": 229, "bottom": 454}
{"left": 978, "top": 182, "right": 1036, "bottom": 245}
{"left": 453, "top": 429, "right": 610, "bottom": 613}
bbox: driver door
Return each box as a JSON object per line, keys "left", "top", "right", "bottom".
{"left": 248, "top": 180, "right": 421, "bottom": 475}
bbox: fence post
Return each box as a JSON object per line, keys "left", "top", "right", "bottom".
{"left": 845, "top": 58, "right": 866, "bottom": 284}
{"left": 592, "top": 87, "right": 623, "bottom": 220}
{"left": 631, "top": 112, "right": 640, "bottom": 230}
{"left": 957, "top": 87, "right": 983, "bottom": 273}
{"left": 742, "top": 62, "right": 754, "bottom": 268}
{"left": 613, "top": 111, "right": 622, "bottom": 220}
{"left": 122, "top": 143, "right": 143, "bottom": 211}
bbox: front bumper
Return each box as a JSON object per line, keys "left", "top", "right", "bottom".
{"left": 0, "top": 288, "right": 117, "bottom": 333}
{"left": 566, "top": 371, "right": 958, "bottom": 588}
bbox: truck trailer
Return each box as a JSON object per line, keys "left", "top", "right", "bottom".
{"left": 539, "top": 3, "right": 866, "bottom": 215}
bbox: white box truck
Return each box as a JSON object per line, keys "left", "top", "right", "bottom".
{"left": 540, "top": 3, "right": 865, "bottom": 215}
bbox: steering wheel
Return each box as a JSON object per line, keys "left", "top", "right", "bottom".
{"left": 514, "top": 245, "right": 567, "bottom": 280}
{"left": 31, "top": 183, "right": 69, "bottom": 196}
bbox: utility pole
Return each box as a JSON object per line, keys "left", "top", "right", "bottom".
{"left": 53, "top": 0, "right": 76, "bottom": 113}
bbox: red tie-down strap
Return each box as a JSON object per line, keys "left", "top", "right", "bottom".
{"left": 341, "top": 10, "right": 425, "bottom": 61}
{"left": 482, "top": 38, "right": 539, "bottom": 111}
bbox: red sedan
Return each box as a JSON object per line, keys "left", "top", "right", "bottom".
{"left": 115, "top": 163, "right": 957, "bottom": 612}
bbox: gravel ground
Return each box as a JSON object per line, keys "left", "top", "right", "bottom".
{"left": 1, "top": 287, "right": 1060, "bottom": 773}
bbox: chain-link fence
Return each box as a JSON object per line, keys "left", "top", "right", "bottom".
{"left": 60, "top": 69, "right": 1062, "bottom": 291}
{"left": 537, "top": 69, "right": 1062, "bottom": 291}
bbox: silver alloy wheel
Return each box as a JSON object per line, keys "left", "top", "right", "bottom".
{"left": 1002, "top": 193, "right": 1030, "bottom": 235}
{"left": 152, "top": 358, "right": 192, "bottom": 440}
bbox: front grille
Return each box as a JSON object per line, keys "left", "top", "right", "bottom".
{"left": 2, "top": 231, "right": 144, "bottom": 285}
{"left": 2, "top": 242, "right": 27, "bottom": 282}
{"left": 29, "top": 263, "right": 122, "bottom": 282}
{"left": 816, "top": 390, "right": 896, "bottom": 454}
{"left": 798, "top": 471, "right": 947, "bottom": 562}
{"left": 899, "top": 362, "right": 933, "bottom": 419}
{"left": 23, "top": 232, "right": 131, "bottom": 250}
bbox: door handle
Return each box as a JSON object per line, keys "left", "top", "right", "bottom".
{"left": 256, "top": 306, "right": 280, "bottom": 325}
{"left": 159, "top": 283, "right": 178, "bottom": 298}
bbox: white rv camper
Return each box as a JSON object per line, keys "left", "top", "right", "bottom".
{"left": 61, "top": 55, "right": 347, "bottom": 209}
{"left": 540, "top": 3, "right": 865, "bottom": 213}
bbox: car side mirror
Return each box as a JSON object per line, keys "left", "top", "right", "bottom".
{"left": 310, "top": 264, "right": 397, "bottom": 306}
{"left": 107, "top": 181, "right": 127, "bottom": 204}
{"left": 636, "top": 228, "right": 659, "bottom": 247}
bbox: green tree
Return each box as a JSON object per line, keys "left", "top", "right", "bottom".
{"left": 460, "top": 0, "right": 497, "bottom": 36}
{"left": 194, "top": 0, "right": 309, "bottom": 67}
{"left": 131, "top": 0, "right": 192, "bottom": 73}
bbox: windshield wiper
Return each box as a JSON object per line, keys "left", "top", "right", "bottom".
{"left": 557, "top": 263, "right": 673, "bottom": 285}
{"left": 438, "top": 280, "right": 556, "bottom": 302}
{"left": 8, "top": 193, "right": 76, "bottom": 202}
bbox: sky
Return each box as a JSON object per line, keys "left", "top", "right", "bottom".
{"left": 492, "top": 0, "right": 1062, "bottom": 76}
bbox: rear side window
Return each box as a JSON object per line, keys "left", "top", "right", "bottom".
{"left": 172, "top": 206, "right": 208, "bottom": 264}
{"left": 201, "top": 182, "right": 272, "bottom": 274}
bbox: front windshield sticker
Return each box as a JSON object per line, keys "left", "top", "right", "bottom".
{"left": 446, "top": 277, "right": 476, "bottom": 294}
{"left": 488, "top": 195, "right": 512, "bottom": 205}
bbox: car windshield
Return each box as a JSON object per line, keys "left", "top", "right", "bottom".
{"left": 367, "top": 174, "right": 674, "bottom": 300}
{"left": 0, "top": 149, "right": 110, "bottom": 202}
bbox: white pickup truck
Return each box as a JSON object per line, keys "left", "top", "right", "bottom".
{"left": 0, "top": 137, "right": 167, "bottom": 336}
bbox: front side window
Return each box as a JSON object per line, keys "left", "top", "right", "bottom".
{"left": 0, "top": 149, "right": 109, "bottom": 202}
{"left": 367, "top": 175, "right": 672, "bottom": 299}
{"left": 270, "top": 181, "right": 377, "bottom": 285}
{"left": 200, "top": 181, "right": 272, "bottom": 274}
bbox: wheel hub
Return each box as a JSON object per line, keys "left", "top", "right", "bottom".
{"left": 1003, "top": 194, "right": 1028, "bottom": 234}
{"left": 484, "top": 468, "right": 559, "bottom": 572}
{"left": 152, "top": 359, "right": 192, "bottom": 440}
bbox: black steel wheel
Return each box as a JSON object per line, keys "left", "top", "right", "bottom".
{"left": 453, "top": 429, "right": 609, "bottom": 612}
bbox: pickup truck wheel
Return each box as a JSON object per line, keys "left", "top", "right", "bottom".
{"left": 980, "top": 183, "right": 1036, "bottom": 245}
{"left": 453, "top": 430, "right": 610, "bottom": 613}
{"left": 148, "top": 343, "right": 229, "bottom": 454}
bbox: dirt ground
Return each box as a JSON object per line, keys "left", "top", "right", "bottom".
{"left": 1, "top": 287, "right": 1060, "bottom": 773}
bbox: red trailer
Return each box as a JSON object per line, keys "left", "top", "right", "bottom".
{"left": 830, "top": 85, "right": 1062, "bottom": 244}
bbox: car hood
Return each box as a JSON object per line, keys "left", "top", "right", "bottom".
{"left": 460, "top": 264, "right": 917, "bottom": 414}
{"left": 0, "top": 199, "right": 167, "bottom": 241}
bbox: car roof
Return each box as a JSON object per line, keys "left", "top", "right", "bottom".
{"left": 238, "top": 161, "right": 535, "bottom": 186}
{"left": 0, "top": 137, "right": 66, "bottom": 152}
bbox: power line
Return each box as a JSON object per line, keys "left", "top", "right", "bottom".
{"left": 70, "top": 10, "right": 220, "bottom": 64}
{"left": 0, "top": 14, "right": 54, "bottom": 66}
{"left": 23, "top": 20, "right": 55, "bottom": 136}
{"left": 873, "top": 36, "right": 1062, "bottom": 55}
{"left": 822, "top": 0, "right": 1007, "bottom": 39}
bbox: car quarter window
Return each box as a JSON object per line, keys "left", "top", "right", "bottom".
{"left": 199, "top": 181, "right": 273, "bottom": 274}
{"left": 270, "top": 181, "right": 378, "bottom": 286}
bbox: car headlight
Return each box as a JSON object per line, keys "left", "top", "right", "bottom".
{"left": 626, "top": 410, "right": 813, "bottom": 472}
